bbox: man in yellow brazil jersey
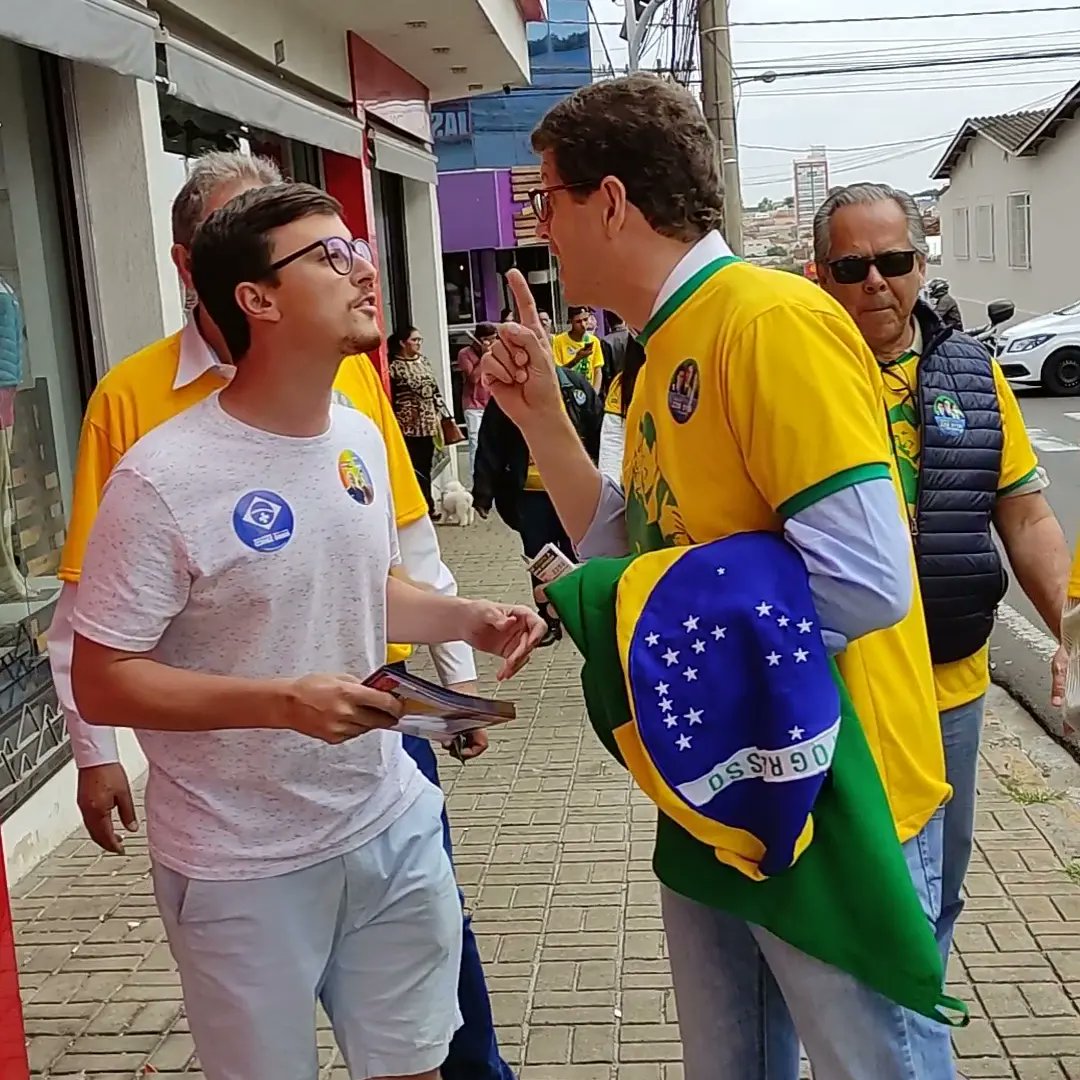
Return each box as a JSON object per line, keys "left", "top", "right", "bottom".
{"left": 47, "top": 152, "right": 518, "bottom": 1080}
{"left": 815, "top": 183, "right": 1070, "bottom": 968}
{"left": 479, "top": 74, "right": 955, "bottom": 1079}
{"left": 551, "top": 305, "right": 603, "bottom": 390}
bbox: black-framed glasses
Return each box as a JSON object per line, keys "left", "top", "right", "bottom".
{"left": 268, "top": 236, "right": 374, "bottom": 277}
{"left": 828, "top": 250, "right": 917, "bottom": 286}
{"left": 528, "top": 183, "right": 592, "bottom": 224}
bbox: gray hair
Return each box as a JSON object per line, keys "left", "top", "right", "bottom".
{"left": 171, "top": 150, "right": 282, "bottom": 247}
{"left": 812, "top": 182, "right": 929, "bottom": 266}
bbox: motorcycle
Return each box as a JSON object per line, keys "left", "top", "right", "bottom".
{"left": 968, "top": 299, "right": 1014, "bottom": 352}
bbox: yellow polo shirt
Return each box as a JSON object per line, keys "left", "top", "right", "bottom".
{"left": 59, "top": 325, "right": 428, "bottom": 664}
{"left": 552, "top": 331, "right": 603, "bottom": 385}
{"left": 881, "top": 325, "right": 1040, "bottom": 711}
{"left": 626, "top": 250, "right": 948, "bottom": 843}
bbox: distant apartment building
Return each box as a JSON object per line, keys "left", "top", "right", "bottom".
{"left": 794, "top": 148, "right": 830, "bottom": 241}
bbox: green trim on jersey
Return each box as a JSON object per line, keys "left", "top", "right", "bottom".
{"left": 638, "top": 256, "right": 740, "bottom": 346}
{"left": 777, "top": 462, "right": 892, "bottom": 520}
{"left": 998, "top": 466, "right": 1039, "bottom": 498}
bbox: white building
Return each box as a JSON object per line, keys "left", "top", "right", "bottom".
{"left": 0, "top": 0, "right": 541, "bottom": 885}
{"left": 794, "top": 147, "right": 829, "bottom": 242}
{"left": 934, "top": 81, "right": 1080, "bottom": 327}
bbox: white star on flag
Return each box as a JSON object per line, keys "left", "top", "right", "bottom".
{"left": 794, "top": 648, "right": 809, "bottom": 663}
{"left": 685, "top": 707, "right": 703, "bottom": 725}
{"left": 676, "top": 734, "right": 693, "bottom": 751}
{"left": 712, "top": 625, "right": 726, "bottom": 640}
{"left": 663, "top": 648, "right": 680, "bottom": 666}
{"left": 664, "top": 714, "right": 678, "bottom": 729}
{"left": 692, "top": 639, "right": 706, "bottom": 654}
{"left": 655, "top": 681, "right": 669, "bottom": 695}
{"left": 766, "top": 651, "right": 782, "bottom": 666}
{"left": 789, "top": 726, "right": 805, "bottom": 741}
{"left": 716, "top": 566, "right": 726, "bottom": 576}
{"left": 797, "top": 618, "right": 813, "bottom": 634}
{"left": 683, "top": 615, "right": 700, "bottom": 631}
{"left": 660, "top": 698, "right": 673, "bottom": 712}
{"left": 683, "top": 667, "right": 698, "bottom": 682}
{"left": 756, "top": 602, "right": 773, "bottom": 617}
{"left": 646, "top": 632, "right": 660, "bottom": 646}
{"left": 777, "top": 615, "right": 790, "bottom": 628}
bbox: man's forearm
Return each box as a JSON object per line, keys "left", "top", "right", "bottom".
{"left": 48, "top": 583, "right": 121, "bottom": 766}
{"left": 73, "top": 637, "right": 290, "bottom": 732}
{"left": 397, "top": 516, "right": 477, "bottom": 686}
{"left": 520, "top": 409, "right": 603, "bottom": 544}
{"left": 386, "top": 576, "right": 474, "bottom": 646}
{"left": 997, "top": 495, "right": 1070, "bottom": 638}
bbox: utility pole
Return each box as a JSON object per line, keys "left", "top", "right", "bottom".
{"left": 698, "top": 0, "right": 743, "bottom": 253}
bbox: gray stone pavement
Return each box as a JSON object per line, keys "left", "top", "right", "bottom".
{"left": 11, "top": 515, "right": 1080, "bottom": 1078}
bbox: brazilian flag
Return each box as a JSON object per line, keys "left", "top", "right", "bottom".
{"left": 546, "top": 531, "right": 966, "bottom": 1025}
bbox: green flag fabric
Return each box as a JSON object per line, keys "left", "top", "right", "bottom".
{"left": 546, "top": 537, "right": 967, "bottom": 1026}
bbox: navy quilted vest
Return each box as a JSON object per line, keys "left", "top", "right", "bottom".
{"left": 912, "top": 301, "right": 1007, "bottom": 665}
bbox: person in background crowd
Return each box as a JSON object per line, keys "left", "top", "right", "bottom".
{"left": 585, "top": 310, "right": 598, "bottom": 334}
{"left": 538, "top": 310, "right": 554, "bottom": 338}
{"left": 500, "top": 306, "right": 513, "bottom": 323}
{"left": 926, "top": 277, "right": 963, "bottom": 331}
{"left": 389, "top": 325, "right": 447, "bottom": 519}
{"left": 600, "top": 313, "right": 631, "bottom": 399}
{"left": 473, "top": 362, "right": 602, "bottom": 647}
{"left": 70, "top": 182, "right": 544, "bottom": 1080}
{"left": 482, "top": 73, "right": 956, "bottom": 1079}
{"left": 551, "top": 305, "right": 603, "bottom": 391}
{"left": 598, "top": 334, "right": 645, "bottom": 482}
{"left": 816, "top": 182, "right": 1071, "bottom": 964}
{"left": 48, "top": 150, "right": 519, "bottom": 1080}
{"left": 457, "top": 322, "right": 497, "bottom": 481}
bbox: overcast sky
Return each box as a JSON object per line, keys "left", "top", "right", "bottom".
{"left": 587, "top": 0, "right": 1080, "bottom": 201}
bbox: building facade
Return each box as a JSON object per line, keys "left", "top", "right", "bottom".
{"left": 0, "top": 5, "right": 540, "bottom": 1062}
{"left": 794, "top": 147, "right": 829, "bottom": 243}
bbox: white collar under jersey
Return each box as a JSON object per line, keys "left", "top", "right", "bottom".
{"left": 173, "top": 311, "right": 234, "bottom": 390}
{"left": 648, "top": 230, "right": 736, "bottom": 321}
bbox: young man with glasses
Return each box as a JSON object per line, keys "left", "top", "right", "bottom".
{"left": 815, "top": 182, "right": 1070, "bottom": 965}
{"left": 48, "top": 150, "right": 520, "bottom": 1080}
{"left": 482, "top": 74, "right": 957, "bottom": 1079}
{"left": 68, "top": 182, "right": 544, "bottom": 1080}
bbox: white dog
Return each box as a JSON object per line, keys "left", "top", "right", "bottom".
{"left": 439, "top": 480, "right": 475, "bottom": 526}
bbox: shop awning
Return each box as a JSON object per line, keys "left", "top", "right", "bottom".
{"left": 1, "top": 0, "right": 158, "bottom": 81}
{"left": 163, "top": 36, "right": 366, "bottom": 158}
{"left": 370, "top": 128, "right": 438, "bottom": 186}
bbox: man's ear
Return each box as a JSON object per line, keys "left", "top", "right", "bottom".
{"left": 235, "top": 282, "right": 280, "bottom": 325}
{"left": 171, "top": 244, "right": 193, "bottom": 291}
{"left": 599, "top": 176, "right": 628, "bottom": 238}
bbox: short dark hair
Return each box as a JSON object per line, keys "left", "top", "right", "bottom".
{"left": 476, "top": 322, "right": 497, "bottom": 338}
{"left": 567, "top": 305, "right": 590, "bottom": 319}
{"left": 532, "top": 74, "right": 724, "bottom": 243}
{"left": 388, "top": 325, "right": 419, "bottom": 358}
{"left": 191, "top": 182, "right": 343, "bottom": 359}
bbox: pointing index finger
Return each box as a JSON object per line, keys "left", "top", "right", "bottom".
{"left": 505, "top": 268, "right": 544, "bottom": 337}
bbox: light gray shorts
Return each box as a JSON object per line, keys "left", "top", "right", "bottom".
{"left": 152, "top": 783, "right": 462, "bottom": 1080}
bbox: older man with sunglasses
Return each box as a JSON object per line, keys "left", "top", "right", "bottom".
{"left": 815, "top": 182, "right": 1070, "bottom": 965}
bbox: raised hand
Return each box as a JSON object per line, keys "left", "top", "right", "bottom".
{"left": 480, "top": 269, "right": 563, "bottom": 428}
{"left": 459, "top": 599, "right": 548, "bottom": 681}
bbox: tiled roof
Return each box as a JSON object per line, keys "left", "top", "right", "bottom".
{"left": 969, "top": 110, "right": 1052, "bottom": 151}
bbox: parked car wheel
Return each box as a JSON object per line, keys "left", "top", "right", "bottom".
{"left": 1042, "top": 348, "right": 1080, "bottom": 395}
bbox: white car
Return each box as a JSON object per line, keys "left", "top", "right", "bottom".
{"left": 997, "top": 301, "right": 1080, "bottom": 395}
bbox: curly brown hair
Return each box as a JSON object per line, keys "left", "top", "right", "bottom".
{"left": 531, "top": 74, "right": 724, "bottom": 243}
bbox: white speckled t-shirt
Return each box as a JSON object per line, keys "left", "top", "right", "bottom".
{"left": 72, "top": 393, "right": 428, "bottom": 880}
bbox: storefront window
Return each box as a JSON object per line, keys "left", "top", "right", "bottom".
{"left": 0, "top": 41, "right": 88, "bottom": 817}
{"left": 373, "top": 170, "right": 410, "bottom": 335}
{"left": 442, "top": 252, "right": 476, "bottom": 326}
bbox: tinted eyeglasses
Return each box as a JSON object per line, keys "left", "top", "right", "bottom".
{"left": 528, "top": 183, "right": 592, "bottom": 224}
{"left": 828, "top": 250, "right": 917, "bottom": 285}
{"left": 268, "top": 236, "right": 374, "bottom": 277}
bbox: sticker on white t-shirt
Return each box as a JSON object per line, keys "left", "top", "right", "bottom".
{"left": 232, "top": 489, "right": 294, "bottom": 552}
{"left": 338, "top": 449, "right": 375, "bottom": 505}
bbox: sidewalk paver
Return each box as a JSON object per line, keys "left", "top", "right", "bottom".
{"left": 11, "top": 516, "right": 1080, "bottom": 1077}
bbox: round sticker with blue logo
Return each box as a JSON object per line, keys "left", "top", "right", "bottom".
{"left": 573, "top": 388, "right": 587, "bottom": 406}
{"left": 338, "top": 449, "right": 375, "bottom": 505}
{"left": 932, "top": 393, "right": 967, "bottom": 437}
{"left": 232, "top": 490, "right": 294, "bottom": 553}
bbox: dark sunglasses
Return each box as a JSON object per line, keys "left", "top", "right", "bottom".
{"left": 828, "top": 250, "right": 917, "bottom": 285}
{"left": 528, "top": 182, "right": 593, "bottom": 224}
{"left": 268, "top": 236, "right": 374, "bottom": 277}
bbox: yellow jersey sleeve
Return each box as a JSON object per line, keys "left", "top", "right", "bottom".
{"left": 604, "top": 373, "right": 623, "bottom": 416}
{"left": 1069, "top": 538, "right": 1080, "bottom": 600}
{"left": 722, "top": 304, "right": 892, "bottom": 518}
{"left": 334, "top": 356, "right": 428, "bottom": 529}
{"left": 58, "top": 414, "right": 126, "bottom": 584}
{"left": 993, "top": 362, "right": 1040, "bottom": 495}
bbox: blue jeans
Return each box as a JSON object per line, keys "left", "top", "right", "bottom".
{"left": 402, "top": 734, "right": 516, "bottom": 1080}
{"left": 662, "top": 809, "right": 955, "bottom": 1080}
{"left": 938, "top": 693, "right": 986, "bottom": 964}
